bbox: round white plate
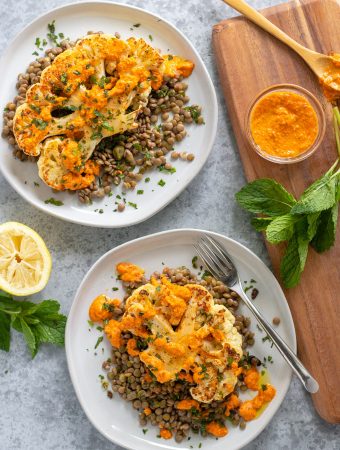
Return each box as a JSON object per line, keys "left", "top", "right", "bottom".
{"left": 66, "top": 228, "right": 296, "bottom": 450}
{"left": 0, "top": 2, "right": 217, "bottom": 227}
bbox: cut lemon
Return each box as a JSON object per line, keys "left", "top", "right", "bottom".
{"left": 0, "top": 222, "right": 52, "bottom": 296}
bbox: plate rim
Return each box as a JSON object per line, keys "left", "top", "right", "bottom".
{"left": 65, "top": 227, "right": 297, "bottom": 450}
{"left": 0, "top": 0, "right": 218, "bottom": 228}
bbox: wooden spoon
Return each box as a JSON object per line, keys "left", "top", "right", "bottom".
{"left": 222, "top": 0, "right": 336, "bottom": 80}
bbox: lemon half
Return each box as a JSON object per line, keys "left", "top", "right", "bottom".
{"left": 0, "top": 222, "right": 52, "bottom": 296}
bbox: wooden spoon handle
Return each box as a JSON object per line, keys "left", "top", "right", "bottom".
{"left": 222, "top": 0, "right": 314, "bottom": 60}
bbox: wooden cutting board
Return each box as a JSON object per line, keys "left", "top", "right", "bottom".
{"left": 212, "top": 0, "right": 340, "bottom": 423}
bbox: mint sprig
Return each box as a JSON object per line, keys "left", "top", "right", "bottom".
{"left": 0, "top": 292, "right": 66, "bottom": 358}
{"left": 236, "top": 107, "right": 340, "bottom": 288}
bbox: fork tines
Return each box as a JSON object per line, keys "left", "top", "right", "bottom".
{"left": 194, "top": 234, "right": 236, "bottom": 282}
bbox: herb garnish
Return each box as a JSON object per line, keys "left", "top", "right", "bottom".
{"left": 0, "top": 291, "right": 66, "bottom": 358}
{"left": 44, "top": 197, "right": 64, "bottom": 206}
{"left": 159, "top": 165, "right": 176, "bottom": 174}
{"left": 94, "top": 336, "right": 104, "bottom": 349}
{"left": 47, "top": 20, "right": 66, "bottom": 46}
{"left": 33, "top": 20, "right": 68, "bottom": 56}
{"left": 32, "top": 118, "right": 48, "bottom": 130}
{"left": 184, "top": 105, "right": 204, "bottom": 124}
{"left": 158, "top": 179, "right": 166, "bottom": 187}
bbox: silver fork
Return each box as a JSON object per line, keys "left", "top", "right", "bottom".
{"left": 194, "top": 234, "right": 319, "bottom": 394}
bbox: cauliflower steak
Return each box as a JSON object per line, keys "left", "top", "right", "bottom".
{"left": 13, "top": 34, "right": 194, "bottom": 190}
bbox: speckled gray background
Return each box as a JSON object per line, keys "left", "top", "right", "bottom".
{"left": 0, "top": 0, "right": 339, "bottom": 449}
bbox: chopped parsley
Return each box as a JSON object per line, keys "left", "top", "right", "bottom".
{"left": 145, "top": 177, "right": 150, "bottom": 183}
{"left": 159, "top": 165, "right": 176, "bottom": 174}
{"left": 44, "top": 197, "right": 64, "bottom": 206}
{"left": 148, "top": 34, "right": 153, "bottom": 41}
{"left": 156, "top": 86, "right": 169, "bottom": 98}
{"left": 98, "top": 76, "right": 111, "bottom": 88}
{"left": 261, "top": 384, "right": 267, "bottom": 391}
{"left": 158, "top": 179, "right": 166, "bottom": 187}
{"left": 94, "top": 336, "right": 104, "bottom": 349}
{"left": 227, "top": 356, "right": 234, "bottom": 366}
{"left": 137, "top": 190, "right": 144, "bottom": 195}
{"left": 112, "top": 287, "right": 119, "bottom": 291}
{"left": 47, "top": 20, "right": 65, "bottom": 46}
{"left": 142, "top": 429, "right": 148, "bottom": 434}
{"left": 128, "top": 202, "right": 138, "bottom": 209}
{"left": 133, "top": 142, "right": 142, "bottom": 151}
{"left": 32, "top": 118, "right": 48, "bottom": 130}
{"left": 35, "top": 37, "right": 43, "bottom": 51}
{"left": 90, "top": 130, "right": 103, "bottom": 140}
{"left": 192, "top": 255, "right": 198, "bottom": 269}
{"left": 29, "top": 103, "right": 41, "bottom": 113}
{"left": 244, "top": 284, "right": 253, "bottom": 293}
{"left": 183, "top": 105, "right": 203, "bottom": 124}
{"left": 201, "top": 270, "right": 212, "bottom": 279}
{"left": 60, "top": 73, "right": 68, "bottom": 84}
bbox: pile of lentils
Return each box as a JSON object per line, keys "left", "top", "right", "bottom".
{"left": 100, "top": 266, "right": 260, "bottom": 443}
{"left": 2, "top": 32, "right": 204, "bottom": 210}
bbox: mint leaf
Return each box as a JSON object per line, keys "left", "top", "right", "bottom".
{"left": 266, "top": 214, "right": 300, "bottom": 244}
{"left": 236, "top": 179, "right": 296, "bottom": 216}
{"left": 0, "top": 295, "right": 66, "bottom": 358}
{"left": 311, "top": 203, "right": 338, "bottom": 253}
{"left": 0, "top": 311, "right": 11, "bottom": 352}
{"left": 280, "top": 234, "right": 309, "bottom": 288}
{"left": 32, "top": 300, "right": 62, "bottom": 317}
{"left": 306, "top": 213, "right": 321, "bottom": 241}
{"left": 0, "top": 298, "right": 22, "bottom": 315}
{"left": 20, "top": 317, "right": 37, "bottom": 357}
{"left": 33, "top": 317, "right": 66, "bottom": 347}
{"left": 251, "top": 217, "right": 273, "bottom": 231}
{"left": 291, "top": 173, "right": 337, "bottom": 215}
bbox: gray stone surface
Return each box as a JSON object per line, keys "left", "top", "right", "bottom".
{"left": 0, "top": 0, "right": 339, "bottom": 449}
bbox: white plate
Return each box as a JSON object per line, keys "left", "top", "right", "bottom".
{"left": 0, "top": 2, "right": 217, "bottom": 227}
{"left": 66, "top": 228, "right": 296, "bottom": 450}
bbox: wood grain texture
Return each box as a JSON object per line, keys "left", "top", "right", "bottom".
{"left": 212, "top": 0, "right": 340, "bottom": 423}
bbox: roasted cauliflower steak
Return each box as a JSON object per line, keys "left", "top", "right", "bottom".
{"left": 13, "top": 34, "right": 194, "bottom": 190}
{"left": 105, "top": 278, "right": 243, "bottom": 403}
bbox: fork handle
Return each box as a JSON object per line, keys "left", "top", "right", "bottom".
{"left": 234, "top": 284, "right": 319, "bottom": 393}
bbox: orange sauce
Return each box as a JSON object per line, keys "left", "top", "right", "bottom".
{"left": 320, "top": 53, "right": 340, "bottom": 102}
{"left": 250, "top": 91, "right": 319, "bottom": 158}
